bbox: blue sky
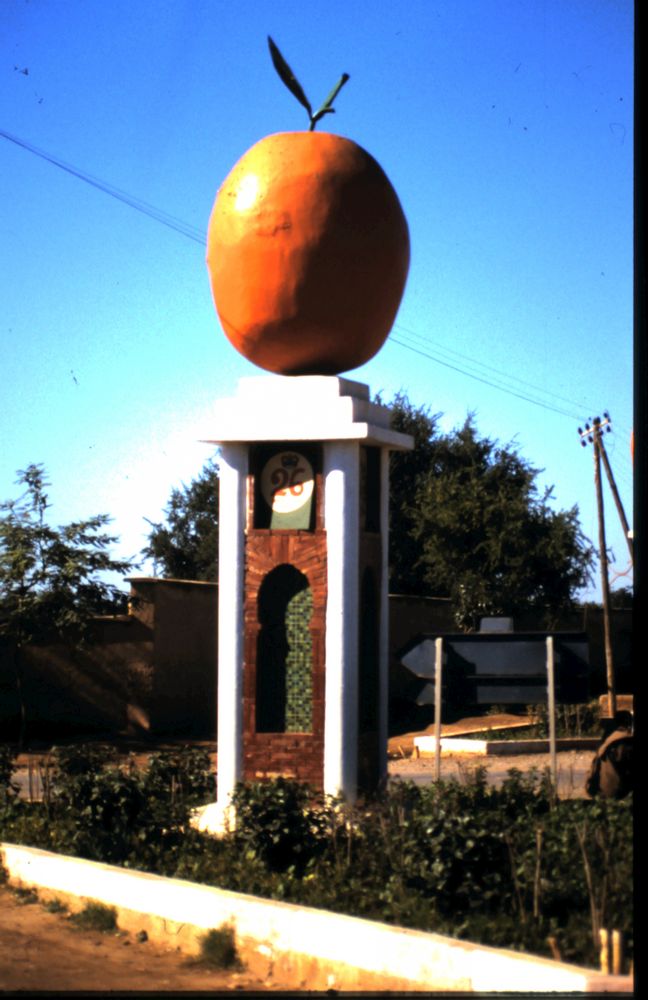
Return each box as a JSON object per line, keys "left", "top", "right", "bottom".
{"left": 1, "top": 0, "right": 634, "bottom": 601}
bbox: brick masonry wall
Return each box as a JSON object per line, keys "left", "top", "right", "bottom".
{"left": 243, "top": 530, "right": 327, "bottom": 787}
{"left": 2, "top": 578, "right": 632, "bottom": 741}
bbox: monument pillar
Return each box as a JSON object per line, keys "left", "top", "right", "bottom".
{"left": 194, "top": 376, "right": 412, "bottom": 834}
{"left": 323, "top": 440, "right": 360, "bottom": 800}
{"left": 214, "top": 443, "right": 247, "bottom": 817}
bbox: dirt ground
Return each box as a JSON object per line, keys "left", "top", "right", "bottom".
{"left": 0, "top": 882, "right": 281, "bottom": 993}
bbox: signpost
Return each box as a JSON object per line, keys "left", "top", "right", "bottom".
{"left": 400, "top": 631, "right": 589, "bottom": 788}
{"left": 546, "top": 636, "right": 557, "bottom": 787}
{"left": 434, "top": 636, "right": 443, "bottom": 782}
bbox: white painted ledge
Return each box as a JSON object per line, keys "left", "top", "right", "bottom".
{"left": 202, "top": 375, "right": 413, "bottom": 450}
{"left": 1, "top": 843, "right": 633, "bottom": 993}
{"left": 414, "top": 735, "right": 600, "bottom": 756}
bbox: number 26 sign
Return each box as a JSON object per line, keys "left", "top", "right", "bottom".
{"left": 260, "top": 451, "right": 314, "bottom": 527}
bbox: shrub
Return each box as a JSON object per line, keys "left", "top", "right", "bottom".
{"left": 0, "top": 747, "right": 632, "bottom": 971}
{"left": 198, "top": 925, "right": 240, "bottom": 969}
{"left": 44, "top": 897, "right": 68, "bottom": 914}
{"left": 0, "top": 745, "right": 19, "bottom": 803}
{"left": 12, "top": 885, "right": 38, "bottom": 905}
{"left": 70, "top": 902, "right": 117, "bottom": 932}
{"left": 231, "top": 777, "right": 329, "bottom": 874}
{"left": 36, "top": 744, "right": 214, "bottom": 867}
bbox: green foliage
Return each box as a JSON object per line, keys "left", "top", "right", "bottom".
{"left": 385, "top": 392, "right": 442, "bottom": 597}
{"left": 70, "top": 902, "right": 117, "bottom": 932}
{"left": 463, "top": 702, "right": 601, "bottom": 740}
{"left": 46, "top": 744, "right": 148, "bottom": 863}
{"left": 12, "top": 885, "right": 38, "bottom": 905}
{"left": 44, "top": 897, "right": 68, "bottom": 914}
{"left": 0, "top": 745, "right": 19, "bottom": 803}
{"left": 532, "top": 701, "right": 601, "bottom": 739}
{"left": 198, "top": 925, "right": 240, "bottom": 969}
{"left": 610, "top": 585, "right": 633, "bottom": 609}
{"left": 141, "top": 395, "right": 594, "bottom": 627}
{"left": 267, "top": 36, "right": 350, "bottom": 132}
{"left": 0, "top": 465, "right": 134, "bottom": 645}
{"left": 0, "top": 753, "right": 632, "bottom": 972}
{"left": 231, "top": 777, "right": 329, "bottom": 874}
{"left": 0, "top": 465, "right": 135, "bottom": 746}
{"left": 142, "top": 459, "right": 219, "bottom": 581}
{"left": 0, "top": 744, "right": 215, "bottom": 869}
{"left": 388, "top": 396, "right": 595, "bottom": 628}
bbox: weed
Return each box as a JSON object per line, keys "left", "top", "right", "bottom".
{"left": 0, "top": 745, "right": 19, "bottom": 801}
{"left": 198, "top": 925, "right": 240, "bottom": 969}
{"left": 70, "top": 902, "right": 117, "bottom": 932}
{"left": 13, "top": 886, "right": 38, "bottom": 905}
{"left": 44, "top": 897, "right": 68, "bottom": 914}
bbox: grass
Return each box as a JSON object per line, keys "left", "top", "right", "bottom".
{"left": 69, "top": 902, "right": 118, "bottom": 932}
{"left": 12, "top": 886, "right": 39, "bottom": 905}
{"left": 197, "top": 925, "right": 241, "bottom": 969}
{"left": 44, "top": 897, "right": 68, "bottom": 914}
{"left": 460, "top": 726, "right": 538, "bottom": 741}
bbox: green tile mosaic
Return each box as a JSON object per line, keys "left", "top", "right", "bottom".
{"left": 285, "top": 585, "right": 313, "bottom": 732}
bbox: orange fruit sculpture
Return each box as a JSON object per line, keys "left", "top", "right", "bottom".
{"left": 206, "top": 40, "right": 410, "bottom": 376}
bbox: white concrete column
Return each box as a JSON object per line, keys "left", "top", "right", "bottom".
{"left": 323, "top": 440, "right": 360, "bottom": 802}
{"left": 214, "top": 442, "right": 248, "bottom": 824}
{"left": 377, "top": 445, "right": 390, "bottom": 785}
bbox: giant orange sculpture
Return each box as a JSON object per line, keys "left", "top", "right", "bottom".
{"left": 206, "top": 39, "right": 410, "bottom": 376}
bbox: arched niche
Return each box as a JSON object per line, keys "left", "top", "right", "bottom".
{"left": 255, "top": 563, "right": 314, "bottom": 733}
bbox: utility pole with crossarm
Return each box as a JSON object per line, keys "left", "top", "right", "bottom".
{"left": 578, "top": 412, "right": 630, "bottom": 718}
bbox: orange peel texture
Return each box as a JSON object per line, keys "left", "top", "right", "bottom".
{"left": 206, "top": 132, "right": 410, "bottom": 375}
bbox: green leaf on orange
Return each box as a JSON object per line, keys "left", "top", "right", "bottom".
{"left": 267, "top": 36, "right": 312, "bottom": 117}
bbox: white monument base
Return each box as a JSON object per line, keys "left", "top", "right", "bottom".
{"left": 199, "top": 376, "right": 412, "bottom": 825}
{"left": 189, "top": 801, "right": 236, "bottom": 837}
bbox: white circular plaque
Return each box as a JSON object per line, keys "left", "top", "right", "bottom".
{"left": 260, "top": 451, "right": 314, "bottom": 514}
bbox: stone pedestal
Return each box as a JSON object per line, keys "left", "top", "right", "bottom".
{"left": 194, "top": 376, "right": 412, "bottom": 834}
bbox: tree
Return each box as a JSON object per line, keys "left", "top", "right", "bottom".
{"left": 0, "top": 464, "right": 135, "bottom": 746}
{"left": 389, "top": 396, "right": 595, "bottom": 629}
{"left": 141, "top": 397, "right": 594, "bottom": 630}
{"left": 584, "top": 584, "right": 633, "bottom": 611}
{"left": 609, "top": 586, "right": 633, "bottom": 609}
{"left": 384, "top": 391, "right": 442, "bottom": 595}
{"left": 143, "top": 459, "right": 219, "bottom": 581}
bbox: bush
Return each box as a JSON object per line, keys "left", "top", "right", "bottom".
{"left": 533, "top": 701, "right": 601, "bottom": 739}
{"left": 231, "top": 777, "right": 329, "bottom": 875}
{"left": 0, "top": 745, "right": 19, "bottom": 804}
{"left": 70, "top": 902, "right": 117, "bottom": 932}
{"left": 198, "top": 925, "right": 240, "bottom": 969}
{"left": 0, "top": 744, "right": 216, "bottom": 870}
{"left": 0, "top": 747, "right": 632, "bottom": 971}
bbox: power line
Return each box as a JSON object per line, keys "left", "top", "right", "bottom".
{"left": 390, "top": 334, "right": 584, "bottom": 420}
{"left": 0, "top": 128, "right": 206, "bottom": 245}
{"left": 394, "top": 322, "right": 600, "bottom": 417}
{"left": 1, "top": 127, "right": 633, "bottom": 436}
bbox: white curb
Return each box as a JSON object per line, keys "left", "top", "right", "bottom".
{"left": 1, "top": 843, "right": 633, "bottom": 992}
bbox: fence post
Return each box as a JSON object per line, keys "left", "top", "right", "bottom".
{"left": 434, "top": 637, "right": 443, "bottom": 782}
{"left": 546, "top": 636, "right": 557, "bottom": 789}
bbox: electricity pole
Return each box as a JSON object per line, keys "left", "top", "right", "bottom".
{"left": 578, "top": 414, "right": 617, "bottom": 718}
{"left": 596, "top": 422, "right": 634, "bottom": 563}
